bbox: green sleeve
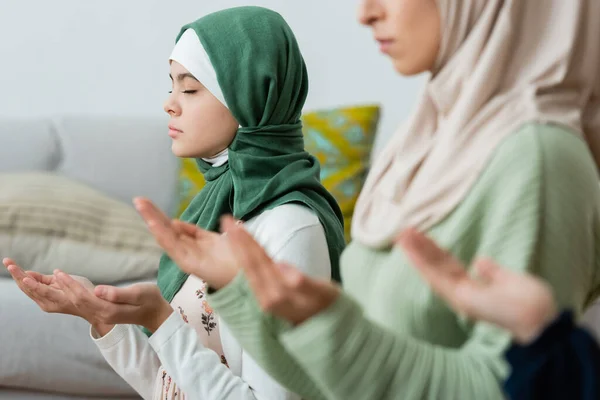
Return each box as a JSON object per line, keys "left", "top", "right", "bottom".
{"left": 208, "top": 272, "right": 327, "bottom": 399}
{"left": 210, "top": 124, "right": 600, "bottom": 400}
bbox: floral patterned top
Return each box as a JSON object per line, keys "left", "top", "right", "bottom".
{"left": 154, "top": 274, "right": 228, "bottom": 400}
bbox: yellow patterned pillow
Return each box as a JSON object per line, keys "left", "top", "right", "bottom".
{"left": 176, "top": 158, "right": 206, "bottom": 217}
{"left": 302, "top": 105, "right": 380, "bottom": 242}
{"left": 176, "top": 104, "right": 380, "bottom": 242}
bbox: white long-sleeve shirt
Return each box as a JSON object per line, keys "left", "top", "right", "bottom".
{"left": 91, "top": 204, "right": 332, "bottom": 400}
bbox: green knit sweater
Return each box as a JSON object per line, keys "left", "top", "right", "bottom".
{"left": 208, "top": 123, "right": 600, "bottom": 400}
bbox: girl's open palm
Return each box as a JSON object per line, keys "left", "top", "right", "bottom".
{"left": 3, "top": 258, "right": 94, "bottom": 317}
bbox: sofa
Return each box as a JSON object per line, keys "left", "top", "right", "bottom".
{"left": 0, "top": 115, "right": 180, "bottom": 399}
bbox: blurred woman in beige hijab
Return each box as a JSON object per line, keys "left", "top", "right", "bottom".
{"left": 115, "top": 0, "right": 600, "bottom": 399}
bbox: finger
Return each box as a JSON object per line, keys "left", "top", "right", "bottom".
{"left": 7, "top": 264, "right": 37, "bottom": 291}
{"left": 225, "top": 218, "right": 281, "bottom": 295}
{"left": 275, "top": 263, "right": 341, "bottom": 322}
{"left": 451, "top": 277, "right": 493, "bottom": 321}
{"left": 7, "top": 262, "right": 55, "bottom": 287}
{"left": 226, "top": 219, "right": 274, "bottom": 269}
{"left": 25, "top": 271, "right": 55, "bottom": 285}
{"left": 171, "top": 219, "right": 213, "bottom": 240}
{"left": 433, "top": 260, "right": 500, "bottom": 319}
{"left": 22, "top": 276, "right": 65, "bottom": 305}
{"left": 7, "top": 263, "right": 28, "bottom": 280}
{"left": 25, "top": 271, "right": 45, "bottom": 282}
{"left": 222, "top": 215, "right": 279, "bottom": 284}
{"left": 94, "top": 285, "right": 143, "bottom": 305}
{"left": 397, "top": 229, "right": 480, "bottom": 309}
{"left": 279, "top": 263, "right": 337, "bottom": 299}
{"left": 20, "top": 277, "right": 55, "bottom": 311}
{"left": 147, "top": 218, "right": 189, "bottom": 259}
{"left": 278, "top": 263, "right": 307, "bottom": 287}
{"left": 218, "top": 215, "right": 243, "bottom": 231}
{"left": 171, "top": 219, "right": 195, "bottom": 236}
{"left": 3, "top": 258, "right": 17, "bottom": 268}
{"left": 220, "top": 215, "right": 238, "bottom": 234}
{"left": 55, "top": 271, "right": 97, "bottom": 308}
{"left": 256, "top": 263, "right": 307, "bottom": 312}
{"left": 397, "top": 228, "right": 461, "bottom": 273}
{"left": 9, "top": 267, "right": 61, "bottom": 314}
{"left": 8, "top": 265, "right": 45, "bottom": 302}
{"left": 399, "top": 229, "right": 469, "bottom": 284}
{"left": 4, "top": 261, "right": 34, "bottom": 286}
{"left": 133, "top": 197, "right": 171, "bottom": 227}
{"left": 57, "top": 272, "right": 138, "bottom": 324}
{"left": 472, "top": 259, "right": 511, "bottom": 283}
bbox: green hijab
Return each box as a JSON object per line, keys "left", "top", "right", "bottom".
{"left": 157, "top": 6, "right": 346, "bottom": 307}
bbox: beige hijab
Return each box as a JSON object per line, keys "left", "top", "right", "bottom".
{"left": 352, "top": 0, "right": 600, "bottom": 248}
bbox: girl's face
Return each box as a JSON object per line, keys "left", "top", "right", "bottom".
{"left": 163, "top": 61, "right": 238, "bottom": 158}
{"left": 358, "top": 0, "right": 441, "bottom": 75}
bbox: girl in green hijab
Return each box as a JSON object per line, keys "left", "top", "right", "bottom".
{"left": 4, "top": 6, "right": 344, "bottom": 400}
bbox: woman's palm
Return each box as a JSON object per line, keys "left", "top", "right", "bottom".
{"left": 397, "top": 230, "right": 557, "bottom": 343}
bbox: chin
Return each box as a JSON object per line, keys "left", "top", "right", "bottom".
{"left": 171, "top": 142, "right": 209, "bottom": 159}
{"left": 171, "top": 142, "right": 194, "bottom": 158}
{"left": 392, "top": 59, "right": 429, "bottom": 76}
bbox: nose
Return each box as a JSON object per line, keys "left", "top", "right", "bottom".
{"left": 163, "top": 92, "right": 180, "bottom": 116}
{"left": 358, "top": 0, "right": 382, "bottom": 26}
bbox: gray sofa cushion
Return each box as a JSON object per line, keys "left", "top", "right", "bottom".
{"left": 0, "top": 277, "right": 145, "bottom": 397}
{"left": 0, "top": 116, "right": 179, "bottom": 216}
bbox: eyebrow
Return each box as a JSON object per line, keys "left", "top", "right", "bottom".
{"left": 168, "top": 72, "right": 199, "bottom": 82}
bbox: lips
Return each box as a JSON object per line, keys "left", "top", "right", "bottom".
{"left": 376, "top": 38, "right": 394, "bottom": 54}
{"left": 168, "top": 125, "right": 182, "bottom": 138}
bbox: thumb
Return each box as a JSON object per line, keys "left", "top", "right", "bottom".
{"left": 95, "top": 285, "right": 142, "bottom": 305}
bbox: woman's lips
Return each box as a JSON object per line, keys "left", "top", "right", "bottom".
{"left": 376, "top": 39, "right": 394, "bottom": 54}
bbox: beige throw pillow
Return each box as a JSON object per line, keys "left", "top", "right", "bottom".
{"left": 0, "top": 172, "right": 162, "bottom": 283}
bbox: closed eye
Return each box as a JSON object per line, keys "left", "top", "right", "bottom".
{"left": 167, "top": 90, "right": 197, "bottom": 94}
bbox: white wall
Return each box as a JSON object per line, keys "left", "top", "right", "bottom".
{"left": 0, "top": 0, "right": 423, "bottom": 153}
